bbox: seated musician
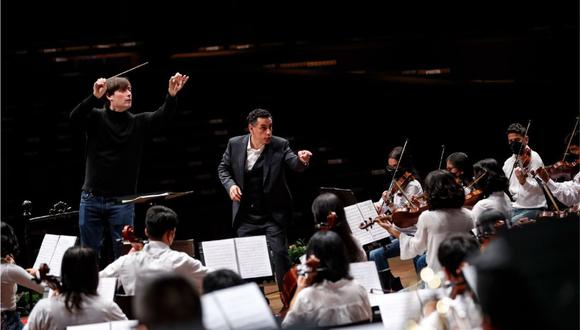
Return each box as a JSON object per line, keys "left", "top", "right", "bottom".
{"left": 377, "top": 170, "right": 474, "bottom": 273}
{"left": 502, "top": 122, "right": 546, "bottom": 223}
{"left": 369, "top": 146, "right": 424, "bottom": 289}
{"left": 419, "top": 233, "right": 483, "bottom": 330}
{"left": 282, "top": 231, "right": 372, "bottom": 328}
{"left": 446, "top": 152, "right": 473, "bottom": 194}
{"left": 135, "top": 274, "right": 204, "bottom": 330}
{"left": 99, "top": 205, "right": 210, "bottom": 295}
{"left": 312, "top": 192, "right": 366, "bottom": 262}
{"left": 475, "top": 209, "right": 509, "bottom": 248}
{"left": 25, "top": 246, "right": 127, "bottom": 330}
{"left": 1, "top": 222, "right": 45, "bottom": 330}
{"left": 471, "top": 158, "right": 513, "bottom": 223}
{"left": 202, "top": 269, "right": 245, "bottom": 294}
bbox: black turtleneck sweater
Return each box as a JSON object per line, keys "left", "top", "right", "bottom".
{"left": 70, "top": 94, "right": 177, "bottom": 197}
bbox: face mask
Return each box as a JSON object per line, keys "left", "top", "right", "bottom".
{"left": 564, "top": 153, "right": 578, "bottom": 163}
{"left": 510, "top": 141, "right": 524, "bottom": 155}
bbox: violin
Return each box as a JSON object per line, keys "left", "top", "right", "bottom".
{"left": 463, "top": 189, "right": 483, "bottom": 208}
{"left": 517, "top": 145, "right": 532, "bottom": 170}
{"left": 534, "top": 161, "right": 578, "bottom": 182}
{"left": 34, "top": 263, "right": 62, "bottom": 293}
{"left": 390, "top": 171, "right": 415, "bottom": 196}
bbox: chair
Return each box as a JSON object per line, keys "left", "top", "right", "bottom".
{"left": 170, "top": 239, "right": 195, "bottom": 257}
{"left": 114, "top": 294, "right": 134, "bottom": 319}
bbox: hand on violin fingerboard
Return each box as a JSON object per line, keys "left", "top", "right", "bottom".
{"left": 514, "top": 167, "right": 527, "bottom": 185}
{"left": 376, "top": 215, "right": 400, "bottom": 238}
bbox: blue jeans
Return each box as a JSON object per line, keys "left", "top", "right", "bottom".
{"left": 511, "top": 207, "right": 543, "bottom": 225}
{"left": 1, "top": 310, "right": 23, "bottom": 330}
{"left": 369, "top": 239, "right": 427, "bottom": 275}
{"left": 79, "top": 191, "right": 134, "bottom": 260}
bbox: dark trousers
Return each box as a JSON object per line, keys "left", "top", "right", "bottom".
{"left": 236, "top": 220, "right": 290, "bottom": 291}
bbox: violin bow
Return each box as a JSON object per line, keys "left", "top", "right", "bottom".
{"left": 438, "top": 144, "right": 446, "bottom": 170}
{"left": 382, "top": 139, "right": 409, "bottom": 209}
{"left": 562, "top": 116, "right": 579, "bottom": 162}
{"left": 508, "top": 119, "right": 532, "bottom": 181}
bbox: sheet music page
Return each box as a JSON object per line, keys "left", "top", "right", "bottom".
{"left": 201, "top": 295, "right": 231, "bottom": 330}
{"left": 357, "top": 200, "right": 390, "bottom": 242}
{"left": 212, "top": 283, "right": 278, "bottom": 330}
{"left": 349, "top": 261, "right": 383, "bottom": 294}
{"left": 33, "top": 234, "right": 59, "bottom": 269}
{"left": 201, "top": 239, "right": 239, "bottom": 273}
{"left": 67, "top": 322, "right": 110, "bottom": 330}
{"left": 97, "top": 277, "right": 117, "bottom": 301}
{"left": 235, "top": 236, "right": 273, "bottom": 279}
{"left": 377, "top": 291, "right": 422, "bottom": 330}
{"left": 110, "top": 320, "right": 138, "bottom": 330}
{"left": 48, "top": 235, "right": 77, "bottom": 277}
{"left": 344, "top": 204, "right": 373, "bottom": 246}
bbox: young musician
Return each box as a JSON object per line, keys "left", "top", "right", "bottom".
{"left": 99, "top": 205, "right": 210, "bottom": 295}
{"left": 446, "top": 152, "right": 473, "bottom": 194}
{"left": 1, "top": 222, "right": 45, "bottom": 330}
{"left": 377, "top": 170, "right": 474, "bottom": 272}
{"left": 282, "top": 231, "right": 372, "bottom": 328}
{"left": 25, "top": 247, "right": 127, "bottom": 330}
{"left": 471, "top": 158, "right": 513, "bottom": 223}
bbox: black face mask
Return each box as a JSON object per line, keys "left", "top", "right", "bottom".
{"left": 564, "top": 153, "right": 578, "bottom": 163}
{"left": 510, "top": 141, "right": 524, "bottom": 155}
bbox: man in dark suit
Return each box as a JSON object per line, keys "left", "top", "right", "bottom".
{"left": 218, "top": 108, "right": 312, "bottom": 289}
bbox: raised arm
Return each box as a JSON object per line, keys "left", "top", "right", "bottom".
{"left": 146, "top": 73, "right": 190, "bottom": 129}
{"left": 69, "top": 78, "right": 106, "bottom": 123}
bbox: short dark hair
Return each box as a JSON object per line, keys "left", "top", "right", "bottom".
{"left": 1, "top": 222, "right": 19, "bottom": 257}
{"left": 247, "top": 108, "right": 272, "bottom": 125}
{"left": 146, "top": 205, "right": 178, "bottom": 240}
{"left": 388, "top": 146, "right": 418, "bottom": 179}
{"left": 61, "top": 246, "right": 99, "bottom": 312}
{"left": 506, "top": 122, "right": 526, "bottom": 136}
{"left": 476, "top": 209, "right": 509, "bottom": 241}
{"left": 447, "top": 152, "right": 470, "bottom": 172}
{"left": 306, "top": 231, "right": 352, "bottom": 284}
{"left": 202, "top": 269, "right": 245, "bottom": 294}
{"left": 424, "top": 170, "right": 465, "bottom": 210}
{"left": 472, "top": 158, "right": 509, "bottom": 196}
{"left": 135, "top": 274, "right": 203, "bottom": 330}
{"left": 106, "top": 77, "right": 131, "bottom": 96}
{"left": 437, "top": 233, "right": 480, "bottom": 276}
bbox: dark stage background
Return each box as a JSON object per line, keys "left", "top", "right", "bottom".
{"left": 2, "top": 1, "right": 578, "bottom": 264}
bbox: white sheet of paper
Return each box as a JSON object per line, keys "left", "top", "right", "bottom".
{"left": 201, "top": 238, "right": 239, "bottom": 273}
{"left": 110, "top": 320, "right": 138, "bottom": 330}
{"left": 357, "top": 200, "right": 390, "bottom": 241}
{"left": 202, "top": 294, "right": 232, "bottom": 330}
{"left": 33, "top": 234, "right": 59, "bottom": 269}
{"left": 67, "top": 322, "right": 110, "bottom": 330}
{"left": 350, "top": 261, "right": 383, "bottom": 294}
{"left": 377, "top": 291, "right": 422, "bottom": 330}
{"left": 209, "top": 283, "right": 278, "bottom": 330}
{"left": 344, "top": 204, "right": 374, "bottom": 246}
{"left": 235, "top": 236, "right": 272, "bottom": 279}
{"left": 48, "top": 235, "right": 77, "bottom": 277}
{"left": 461, "top": 264, "right": 478, "bottom": 297}
{"left": 97, "top": 277, "right": 117, "bottom": 301}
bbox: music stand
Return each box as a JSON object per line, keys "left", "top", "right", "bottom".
{"left": 319, "top": 187, "right": 358, "bottom": 206}
{"left": 27, "top": 210, "right": 80, "bottom": 267}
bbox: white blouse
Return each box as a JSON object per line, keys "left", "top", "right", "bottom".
{"left": 399, "top": 208, "right": 474, "bottom": 272}
{"left": 471, "top": 191, "right": 513, "bottom": 223}
{"left": 1, "top": 263, "right": 45, "bottom": 311}
{"left": 282, "top": 278, "right": 372, "bottom": 328}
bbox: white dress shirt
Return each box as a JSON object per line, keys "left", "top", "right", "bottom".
{"left": 282, "top": 278, "right": 372, "bottom": 328}
{"left": 1, "top": 263, "right": 45, "bottom": 311}
{"left": 24, "top": 294, "right": 126, "bottom": 330}
{"left": 503, "top": 149, "right": 547, "bottom": 209}
{"left": 246, "top": 137, "right": 265, "bottom": 171}
{"left": 99, "top": 241, "right": 210, "bottom": 295}
{"left": 399, "top": 208, "right": 474, "bottom": 272}
{"left": 471, "top": 191, "right": 513, "bottom": 223}
{"left": 545, "top": 172, "right": 580, "bottom": 207}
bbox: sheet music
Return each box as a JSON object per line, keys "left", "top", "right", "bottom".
{"left": 97, "top": 277, "right": 117, "bottom": 301}
{"left": 110, "top": 320, "right": 138, "bottom": 330}
{"left": 344, "top": 204, "right": 374, "bottom": 246}
{"left": 67, "top": 322, "right": 110, "bottom": 330}
{"left": 350, "top": 261, "right": 383, "bottom": 294}
{"left": 235, "top": 236, "right": 273, "bottom": 279}
{"left": 377, "top": 291, "right": 422, "bottom": 330}
{"left": 201, "top": 239, "right": 239, "bottom": 273}
{"left": 357, "top": 200, "right": 390, "bottom": 241}
{"left": 207, "top": 283, "right": 279, "bottom": 330}
{"left": 33, "top": 234, "right": 59, "bottom": 269}
{"left": 48, "top": 235, "right": 77, "bottom": 277}
{"left": 202, "top": 294, "right": 231, "bottom": 330}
